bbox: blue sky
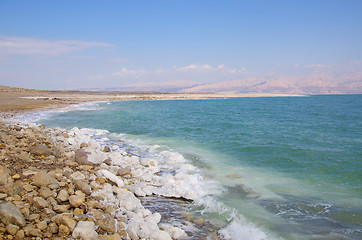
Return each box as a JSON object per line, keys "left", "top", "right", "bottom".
{"left": 0, "top": 0, "right": 361, "bottom": 91}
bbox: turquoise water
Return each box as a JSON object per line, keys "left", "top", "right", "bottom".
{"left": 37, "top": 95, "right": 361, "bottom": 239}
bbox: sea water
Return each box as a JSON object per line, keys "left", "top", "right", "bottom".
{"left": 32, "top": 95, "right": 361, "bottom": 240}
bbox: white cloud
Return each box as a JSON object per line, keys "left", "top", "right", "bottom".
{"left": 111, "top": 68, "right": 147, "bottom": 77}
{"left": 0, "top": 34, "right": 115, "bottom": 56}
{"left": 304, "top": 64, "right": 330, "bottom": 69}
{"left": 176, "top": 64, "right": 213, "bottom": 72}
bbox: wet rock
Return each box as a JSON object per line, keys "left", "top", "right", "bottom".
{"left": 75, "top": 149, "right": 93, "bottom": 165}
{"left": 32, "top": 171, "right": 58, "bottom": 187}
{"left": 29, "top": 143, "right": 53, "bottom": 156}
{"left": 0, "top": 202, "right": 26, "bottom": 227}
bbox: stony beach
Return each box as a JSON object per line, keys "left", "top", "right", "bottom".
{"left": 0, "top": 86, "right": 227, "bottom": 239}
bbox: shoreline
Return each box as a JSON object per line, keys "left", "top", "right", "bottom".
{"left": 0, "top": 87, "right": 226, "bottom": 239}
{"left": 0, "top": 85, "right": 304, "bottom": 117}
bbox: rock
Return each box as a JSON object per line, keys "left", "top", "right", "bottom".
{"left": 160, "top": 224, "right": 187, "bottom": 239}
{"left": 3, "top": 181, "right": 24, "bottom": 196}
{"left": 0, "top": 202, "right": 26, "bottom": 227}
{"left": 58, "top": 224, "right": 70, "bottom": 237}
{"left": 11, "top": 174, "right": 21, "bottom": 180}
{"left": 72, "top": 221, "right": 99, "bottom": 240}
{"left": 74, "top": 180, "right": 92, "bottom": 195}
{"left": 48, "top": 222, "right": 58, "bottom": 234}
{"left": 97, "top": 217, "right": 117, "bottom": 234}
{"left": 75, "top": 149, "right": 93, "bottom": 165}
{"left": 53, "top": 204, "right": 70, "bottom": 213}
{"left": 6, "top": 224, "right": 19, "bottom": 235}
{"left": 29, "top": 143, "right": 53, "bottom": 156}
{"left": 95, "top": 177, "right": 106, "bottom": 185}
{"left": 70, "top": 171, "right": 86, "bottom": 181}
{"left": 32, "top": 171, "right": 58, "bottom": 187}
{"left": 28, "top": 228, "right": 42, "bottom": 237}
{"left": 39, "top": 186, "right": 55, "bottom": 198}
{"left": 28, "top": 213, "right": 40, "bottom": 222}
{"left": 36, "top": 220, "right": 48, "bottom": 231}
{"left": 0, "top": 193, "right": 7, "bottom": 200}
{"left": 69, "top": 194, "right": 85, "bottom": 208}
{"left": 103, "top": 146, "right": 111, "bottom": 152}
{"left": 103, "top": 158, "right": 112, "bottom": 165}
{"left": 57, "top": 189, "right": 70, "bottom": 202}
{"left": 0, "top": 166, "right": 12, "bottom": 185}
{"left": 60, "top": 215, "right": 76, "bottom": 232}
{"left": 14, "top": 229, "right": 25, "bottom": 239}
{"left": 33, "top": 197, "right": 49, "bottom": 208}
{"left": 226, "top": 173, "right": 242, "bottom": 178}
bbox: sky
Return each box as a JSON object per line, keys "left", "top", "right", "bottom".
{"left": 0, "top": 0, "right": 361, "bottom": 92}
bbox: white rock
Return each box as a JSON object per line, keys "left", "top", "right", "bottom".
{"left": 70, "top": 172, "right": 86, "bottom": 181}
{"left": 72, "top": 221, "right": 99, "bottom": 240}
{"left": 98, "top": 169, "right": 124, "bottom": 188}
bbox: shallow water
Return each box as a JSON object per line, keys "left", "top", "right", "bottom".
{"left": 35, "top": 95, "right": 362, "bottom": 240}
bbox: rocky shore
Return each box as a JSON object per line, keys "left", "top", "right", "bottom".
{"left": 0, "top": 118, "right": 221, "bottom": 239}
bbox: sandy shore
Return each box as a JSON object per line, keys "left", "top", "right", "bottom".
{"left": 0, "top": 85, "right": 304, "bottom": 117}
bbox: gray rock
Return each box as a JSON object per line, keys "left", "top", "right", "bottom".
{"left": 75, "top": 149, "right": 93, "bottom": 165}
{"left": 32, "top": 171, "right": 58, "bottom": 187}
{"left": 29, "top": 143, "right": 53, "bottom": 156}
{"left": 0, "top": 166, "right": 12, "bottom": 185}
{"left": 0, "top": 202, "right": 26, "bottom": 227}
{"left": 74, "top": 180, "right": 92, "bottom": 195}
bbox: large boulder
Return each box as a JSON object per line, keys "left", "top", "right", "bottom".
{"left": 72, "top": 221, "right": 99, "bottom": 240}
{"left": 0, "top": 202, "right": 26, "bottom": 227}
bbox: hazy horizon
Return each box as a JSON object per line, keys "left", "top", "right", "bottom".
{"left": 0, "top": 1, "right": 361, "bottom": 93}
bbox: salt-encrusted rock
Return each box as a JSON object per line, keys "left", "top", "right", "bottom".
{"left": 6, "top": 224, "right": 19, "bottom": 235}
{"left": 57, "top": 189, "right": 70, "bottom": 202}
{"left": 160, "top": 223, "right": 187, "bottom": 239}
{"left": 32, "top": 171, "right": 58, "bottom": 187}
{"left": 0, "top": 166, "right": 12, "bottom": 185}
{"left": 74, "top": 180, "right": 92, "bottom": 195}
{"left": 69, "top": 194, "right": 85, "bottom": 208}
{"left": 29, "top": 143, "right": 53, "bottom": 156}
{"left": 72, "top": 221, "right": 99, "bottom": 240}
{"left": 0, "top": 202, "right": 26, "bottom": 227}
{"left": 33, "top": 197, "right": 49, "bottom": 208}
{"left": 97, "top": 217, "right": 117, "bottom": 234}
{"left": 75, "top": 149, "right": 93, "bottom": 165}
{"left": 98, "top": 169, "right": 124, "bottom": 188}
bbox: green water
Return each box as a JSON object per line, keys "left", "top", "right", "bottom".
{"left": 38, "top": 95, "right": 362, "bottom": 239}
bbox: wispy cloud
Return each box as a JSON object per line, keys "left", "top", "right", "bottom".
{"left": 0, "top": 34, "right": 115, "bottom": 56}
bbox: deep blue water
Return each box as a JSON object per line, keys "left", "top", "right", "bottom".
{"left": 38, "top": 95, "right": 362, "bottom": 240}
